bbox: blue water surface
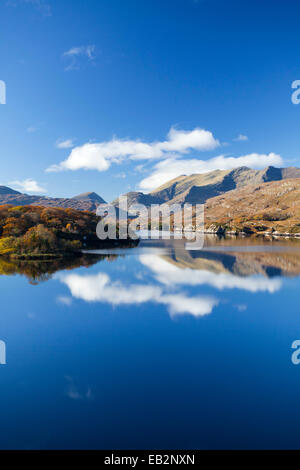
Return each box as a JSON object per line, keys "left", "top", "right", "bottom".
{"left": 0, "top": 237, "right": 300, "bottom": 449}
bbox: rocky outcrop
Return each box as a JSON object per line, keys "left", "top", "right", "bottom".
{"left": 205, "top": 224, "right": 226, "bottom": 235}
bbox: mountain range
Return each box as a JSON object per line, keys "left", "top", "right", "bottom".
{"left": 2, "top": 166, "right": 300, "bottom": 216}
{"left": 0, "top": 188, "right": 106, "bottom": 211}
{"left": 113, "top": 166, "right": 300, "bottom": 207}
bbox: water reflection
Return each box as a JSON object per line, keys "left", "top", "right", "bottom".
{"left": 59, "top": 270, "right": 218, "bottom": 318}
{"left": 57, "top": 238, "right": 300, "bottom": 318}
{"left": 0, "top": 254, "right": 116, "bottom": 284}
{"left": 140, "top": 254, "right": 282, "bottom": 293}
{"left": 2, "top": 237, "right": 300, "bottom": 449}
{"left": 2, "top": 238, "right": 300, "bottom": 317}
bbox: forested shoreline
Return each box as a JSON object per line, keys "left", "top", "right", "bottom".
{"left": 0, "top": 205, "right": 136, "bottom": 259}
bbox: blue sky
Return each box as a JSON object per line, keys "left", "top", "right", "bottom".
{"left": 1, "top": 0, "right": 300, "bottom": 201}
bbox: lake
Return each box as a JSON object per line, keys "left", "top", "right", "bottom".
{"left": 1, "top": 235, "right": 300, "bottom": 449}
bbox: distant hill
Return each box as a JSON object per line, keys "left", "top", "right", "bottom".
{"left": 114, "top": 166, "right": 300, "bottom": 208}
{"left": 0, "top": 187, "right": 106, "bottom": 212}
{"left": 73, "top": 192, "right": 106, "bottom": 204}
{"left": 3, "top": 165, "right": 300, "bottom": 217}
{"left": 0, "top": 186, "right": 21, "bottom": 196}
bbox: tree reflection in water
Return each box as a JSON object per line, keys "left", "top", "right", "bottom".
{"left": 0, "top": 254, "right": 119, "bottom": 285}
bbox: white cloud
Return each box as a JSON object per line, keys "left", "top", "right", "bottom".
{"left": 63, "top": 45, "right": 96, "bottom": 71}
{"left": 9, "top": 179, "right": 47, "bottom": 194}
{"left": 56, "top": 139, "right": 75, "bottom": 149}
{"left": 61, "top": 272, "right": 161, "bottom": 304}
{"left": 159, "top": 127, "right": 219, "bottom": 153}
{"left": 160, "top": 293, "right": 217, "bottom": 318}
{"left": 46, "top": 127, "right": 220, "bottom": 172}
{"left": 138, "top": 152, "right": 283, "bottom": 191}
{"left": 59, "top": 271, "right": 218, "bottom": 318}
{"left": 234, "top": 134, "right": 248, "bottom": 142}
{"left": 139, "top": 255, "right": 282, "bottom": 294}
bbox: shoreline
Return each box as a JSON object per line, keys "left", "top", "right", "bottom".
{"left": 0, "top": 239, "right": 140, "bottom": 260}
{"left": 152, "top": 227, "right": 300, "bottom": 239}
{"left": 203, "top": 230, "right": 300, "bottom": 239}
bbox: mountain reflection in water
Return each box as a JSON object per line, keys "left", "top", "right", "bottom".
{"left": 3, "top": 236, "right": 300, "bottom": 285}
{"left": 1, "top": 237, "right": 296, "bottom": 318}
{"left": 2, "top": 236, "right": 300, "bottom": 449}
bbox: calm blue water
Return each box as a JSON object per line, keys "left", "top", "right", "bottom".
{"left": 1, "top": 237, "right": 300, "bottom": 449}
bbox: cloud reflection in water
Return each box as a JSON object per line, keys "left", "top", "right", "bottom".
{"left": 59, "top": 271, "right": 218, "bottom": 318}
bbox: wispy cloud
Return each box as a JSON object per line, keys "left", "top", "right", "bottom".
{"left": 26, "top": 125, "right": 38, "bottom": 133}
{"left": 113, "top": 172, "right": 127, "bottom": 179}
{"left": 235, "top": 304, "right": 248, "bottom": 312}
{"left": 6, "top": 0, "right": 52, "bottom": 17}
{"left": 138, "top": 152, "right": 283, "bottom": 191}
{"left": 46, "top": 127, "right": 220, "bottom": 172}
{"left": 64, "top": 377, "right": 92, "bottom": 401}
{"left": 56, "top": 138, "right": 75, "bottom": 149}
{"left": 57, "top": 296, "right": 73, "bottom": 306}
{"left": 234, "top": 134, "right": 248, "bottom": 142}
{"left": 9, "top": 178, "right": 47, "bottom": 194}
{"left": 62, "top": 45, "right": 96, "bottom": 71}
